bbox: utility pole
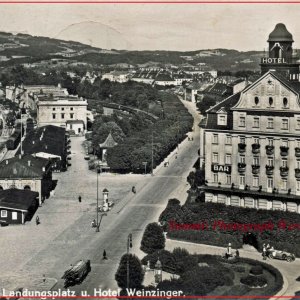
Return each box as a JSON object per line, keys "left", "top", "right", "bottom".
{"left": 96, "top": 164, "right": 100, "bottom": 232}
{"left": 127, "top": 233, "right": 132, "bottom": 289}
{"left": 151, "top": 132, "right": 154, "bottom": 176}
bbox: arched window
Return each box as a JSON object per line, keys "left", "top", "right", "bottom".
{"left": 24, "top": 185, "right": 31, "bottom": 190}
{"left": 254, "top": 97, "right": 259, "bottom": 106}
{"left": 269, "top": 97, "right": 274, "bottom": 106}
{"left": 283, "top": 97, "right": 288, "bottom": 107}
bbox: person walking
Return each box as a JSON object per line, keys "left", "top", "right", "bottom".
{"left": 235, "top": 249, "right": 240, "bottom": 258}
{"left": 36, "top": 215, "right": 40, "bottom": 225}
{"left": 103, "top": 250, "right": 107, "bottom": 260}
{"left": 78, "top": 195, "right": 82, "bottom": 203}
{"left": 262, "top": 244, "right": 267, "bottom": 260}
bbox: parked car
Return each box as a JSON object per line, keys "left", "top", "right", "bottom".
{"left": 267, "top": 249, "right": 295, "bottom": 262}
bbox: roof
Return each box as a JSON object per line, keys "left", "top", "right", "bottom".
{"left": 21, "top": 125, "right": 66, "bottom": 158}
{"left": 155, "top": 74, "right": 174, "bottom": 82}
{"left": 204, "top": 82, "right": 230, "bottom": 96}
{"left": 186, "top": 82, "right": 203, "bottom": 90}
{"left": 268, "top": 23, "right": 294, "bottom": 42}
{"left": 0, "top": 155, "right": 50, "bottom": 179}
{"left": 66, "top": 120, "right": 85, "bottom": 125}
{"left": 0, "top": 189, "right": 39, "bottom": 212}
{"left": 205, "top": 92, "right": 241, "bottom": 130}
{"left": 99, "top": 133, "right": 118, "bottom": 148}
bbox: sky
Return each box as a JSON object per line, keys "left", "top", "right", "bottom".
{"left": 1, "top": 4, "right": 300, "bottom": 51}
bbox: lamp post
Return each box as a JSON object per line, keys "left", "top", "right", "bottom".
{"left": 127, "top": 233, "right": 132, "bottom": 289}
{"left": 142, "top": 162, "right": 147, "bottom": 175}
{"left": 96, "top": 165, "right": 101, "bottom": 232}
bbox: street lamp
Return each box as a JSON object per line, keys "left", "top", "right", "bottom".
{"left": 96, "top": 166, "right": 101, "bottom": 232}
{"left": 127, "top": 233, "right": 133, "bottom": 289}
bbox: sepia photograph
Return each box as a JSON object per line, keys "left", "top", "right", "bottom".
{"left": 0, "top": 3, "right": 300, "bottom": 299}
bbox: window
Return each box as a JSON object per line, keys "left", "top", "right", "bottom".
{"left": 226, "top": 175, "right": 231, "bottom": 185}
{"left": 253, "top": 117, "right": 260, "bottom": 128}
{"left": 297, "top": 119, "right": 300, "bottom": 130}
{"left": 240, "top": 136, "right": 245, "bottom": 144}
{"left": 213, "top": 173, "right": 218, "bottom": 183}
{"left": 283, "top": 97, "right": 288, "bottom": 108}
{"left": 61, "top": 113, "right": 65, "bottom": 119}
{"left": 268, "top": 138, "right": 274, "bottom": 146}
{"left": 52, "top": 108, "right": 56, "bottom": 111}
{"left": 12, "top": 212, "right": 17, "bottom": 220}
{"left": 282, "top": 159, "right": 287, "bottom": 168}
{"left": 239, "top": 116, "right": 246, "bottom": 127}
{"left": 225, "top": 135, "right": 232, "bottom": 145}
{"left": 282, "top": 119, "right": 289, "bottom": 130}
{"left": 267, "top": 118, "right": 274, "bottom": 129}
{"left": 269, "top": 97, "right": 274, "bottom": 106}
{"left": 70, "top": 113, "right": 74, "bottom": 119}
{"left": 253, "top": 177, "right": 259, "bottom": 187}
{"left": 267, "top": 177, "right": 274, "bottom": 189}
{"left": 297, "top": 181, "right": 300, "bottom": 192}
{"left": 268, "top": 158, "right": 274, "bottom": 167}
{"left": 254, "top": 137, "right": 259, "bottom": 144}
{"left": 213, "top": 134, "right": 218, "bottom": 144}
{"left": 52, "top": 113, "right": 56, "bottom": 119}
{"left": 225, "top": 154, "right": 232, "bottom": 164}
{"left": 212, "top": 153, "right": 219, "bottom": 163}
{"left": 62, "top": 107, "right": 65, "bottom": 111}
{"left": 239, "top": 155, "right": 245, "bottom": 163}
{"left": 253, "top": 157, "right": 260, "bottom": 165}
{"left": 1, "top": 210, "right": 7, "bottom": 218}
{"left": 282, "top": 179, "right": 287, "bottom": 190}
{"left": 70, "top": 107, "right": 74, "bottom": 111}
{"left": 218, "top": 115, "right": 227, "bottom": 125}
{"left": 254, "top": 97, "right": 259, "bottom": 106}
{"left": 239, "top": 175, "right": 245, "bottom": 186}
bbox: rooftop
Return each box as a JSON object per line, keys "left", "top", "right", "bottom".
{"left": 268, "top": 23, "right": 294, "bottom": 43}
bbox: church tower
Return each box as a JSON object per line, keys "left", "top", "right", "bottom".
{"left": 260, "top": 23, "right": 300, "bottom": 81}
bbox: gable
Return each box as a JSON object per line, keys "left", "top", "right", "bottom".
{"left": 232, "top": 72, "right": 300, "bottom": 111}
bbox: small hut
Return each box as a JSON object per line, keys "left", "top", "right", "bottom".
{"left": 99, "top": 133, "right": 118, "bottom": 163}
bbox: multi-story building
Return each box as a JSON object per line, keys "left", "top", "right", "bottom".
{"left": 200, "top": 23, "right": 300, "bottom": 213}
{"left": 36, "top": 95, "right": 88, "bottom": 134}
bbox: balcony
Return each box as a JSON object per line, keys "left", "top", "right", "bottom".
{"left": 280, "top": 166, "right": 289, "bottom": 177}
{"left": 265, "top": 145, "right": 274, "bottom": 156}
{"left": 252, "top": 143, "right": 260, "bottom": 154}
{"left": 252, "top": 165, "right": 260, "bottom": 175}
{"left": 295, "top": 147, "right": 300, "bottom": 158}
{"left": 295, "top": 168, "right": 300, "bottom": 179}
{"left": 238, "top": 143, "right": 246, "bottom": 153}
{"left": 265, "top": 165, "right": 274, "bottom": 176}
{"left": 280, "top": 146, "right": 289, "bottom": 156}
{"left": 238, "top": 163, "right": 246, "bottom": 173}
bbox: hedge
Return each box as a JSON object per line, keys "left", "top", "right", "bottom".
{"left": 240, "top": 275, "right": 267, "bottom": 288}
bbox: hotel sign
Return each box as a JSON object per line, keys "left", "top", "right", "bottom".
{"left": 261, "top": 57, "right": 287, "bottom": 64}
{"left": 211, "top": 164, "right": 231, "bottom": 174}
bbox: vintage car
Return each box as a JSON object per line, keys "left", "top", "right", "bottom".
{"left": 267, "top": 249, "right": 295, "bottom": 262}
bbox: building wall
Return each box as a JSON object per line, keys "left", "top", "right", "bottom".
{"left": 0, "top": 208, "right": 25, "bottom": 224}
{"left": 37, "top": 101, "right": 87, "bottom": 130}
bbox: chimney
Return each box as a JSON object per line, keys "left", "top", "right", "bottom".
{"left": 5, "top": 160, "right": 8, "bottom": 165}
{"left": 28, "top": 160, "right": 31, "bottom": 167}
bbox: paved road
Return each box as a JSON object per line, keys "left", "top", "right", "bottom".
{"left": 0, "top": 99, "right": 201, "bottom": 297}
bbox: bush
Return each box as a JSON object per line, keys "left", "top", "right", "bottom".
{"left": 140, "top": 223, "right": 165, "bottom": 254}
{"left": 231, "top": 265, "right": 246, "bottom": 273}
{"left": 240, "top": 275, "right": 267, "bottom": 288}
{"left": 250, "top": 265, "right": 263, "bottom": 276}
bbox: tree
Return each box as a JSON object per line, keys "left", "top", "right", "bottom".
{"left": 140, "top": 222, "right": 165, "bottom": 254}
{"left": 115, "top": 254, "right": 144, "bottom": 290}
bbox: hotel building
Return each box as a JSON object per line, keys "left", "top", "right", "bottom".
{"left": 200, "top": 24, "right": 300, "bottom": 213}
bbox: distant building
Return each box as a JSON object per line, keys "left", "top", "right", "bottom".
{"left": 36, "top": 95, "right": 88, "bottom": 134}
{"left": 0, "top": 189, "right": 39, "bottom": 225}
{"left": 185, "top": 82, "right": 205, "bottom": 103}
{"left": 0, "top": 155, "right": 52, "bottom": 205}
{"left": 102, "top": 71, "right": 130, "bottom": 83}
{"left": 99, "top": 132, "right": 118, "bottom": 163}
{"left": 154, "top": 74, "right": 176, "bottom": 86}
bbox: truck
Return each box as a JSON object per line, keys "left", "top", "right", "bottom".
{"left": 62, "top": 259, "right": 91, "bottom": 287}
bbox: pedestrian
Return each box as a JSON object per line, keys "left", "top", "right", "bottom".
{"left": 132, "top": 186, "right": 136, "bottom": 194}
{"left": 91, "top": 219, "right": 96, "bottom": 227}
{"left": 103, "top": 250, "right": 107, "bottom": 260}
{"left": 78, "top": 195, "right": 82, "bottom": 203}
{"left": 235, "top": 249, "right": 240, "bottom": 258}
{"left": 262, "top": 244, "right": 267, "bottom": 260}
{"left": 36, "top": 215, "right": 40, "bottom": 225}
